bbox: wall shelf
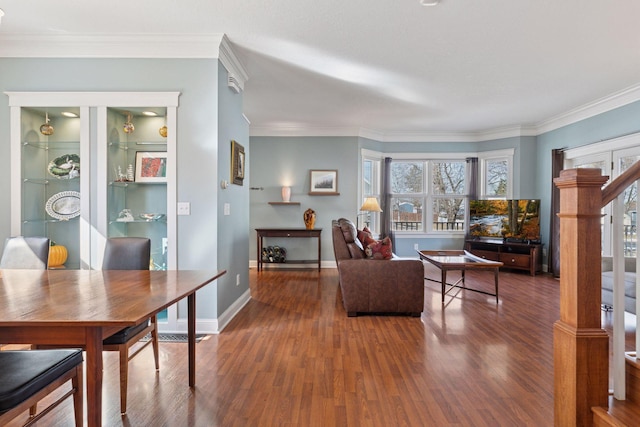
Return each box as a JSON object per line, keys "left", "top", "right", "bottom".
{"left": 268, "top": 202, "right": 300, "bottom": 205}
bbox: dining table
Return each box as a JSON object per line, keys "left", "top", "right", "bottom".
{"left": 0, "top": 268, "right": 226, "bottom": 427}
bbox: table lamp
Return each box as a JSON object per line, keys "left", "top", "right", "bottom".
{"left": 358, "top": 197, "right": 382, "bottom": 228}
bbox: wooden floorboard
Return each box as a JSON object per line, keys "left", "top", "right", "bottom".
{"left": 5, "top": 264, "right": 612, "bottom": 426}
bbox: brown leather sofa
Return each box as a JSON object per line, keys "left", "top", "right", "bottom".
{"left": 331, "top": 218, "right": 424, "bottom": 317}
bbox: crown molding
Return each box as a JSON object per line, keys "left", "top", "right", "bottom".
{"left": 535, "top": 82, "right": 640, "bottom": 134}
{"left": 0, "top": 33, "right": 226, "bottom": 58}
{"left": 251, "top": 124, "right": 538, "bottom": 142}
{"left": 219, "top": 35, "right": 248, "bottom": 92}
{"left": 249, "top": 125, "right": 362, "bottom": 137}
{"left": 1, "top": 32, "right": 638, "bottom": 140}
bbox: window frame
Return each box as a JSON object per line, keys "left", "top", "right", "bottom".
{"left": 478, "top": 149, "right": 514, "bottom": 199}
{"left": 361, "top": 149, "right": 383, "bottom": 234}
{"left": 390, "top": 157, "right": 469, "bottom": 236}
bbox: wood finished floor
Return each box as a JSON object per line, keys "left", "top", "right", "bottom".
{"left": 7, "top": 265, "right": 608, "bottom": 426}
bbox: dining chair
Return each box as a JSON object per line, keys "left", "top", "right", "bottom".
{"left": 0, "top": 236, "right": 50, "bottom": 270}
{"left": 0, "top": 349, "right": 83, "bottom": 427}
{"left": 102, "top": 237, "right": 159, "bottom": 414}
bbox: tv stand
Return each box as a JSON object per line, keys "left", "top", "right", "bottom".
{"left": 464, "top": 239, "right": 542, "bottom": 276}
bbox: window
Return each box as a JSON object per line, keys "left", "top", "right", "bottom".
{"left": 390, "top": 160, "right": 466, "bottom": 233}
{"left": 479, "top": 149, "right": 513, "bottom": 199}
{"left": 484, "top": 158, "right": 508, "bottom": 197}
{"left": 361, "top": 154, "right": 381, "bottom": 233}
{"left": 564, "top": 134, "right": 640, "bottom": 257}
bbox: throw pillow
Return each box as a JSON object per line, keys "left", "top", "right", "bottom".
{"left": 358, "top": 226, "right": 376, "bottom": 247}
{"left": 366, "top": 236, "right": 393, "bottom": 260}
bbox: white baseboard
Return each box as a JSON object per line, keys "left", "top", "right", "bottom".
{"left": 164, "top": 288, "right": 252, "bottom": 335}
{"left": 216, "top": 288, "right": 252, "bottom": 333}
{"left": 249, "top": 260, "right": 337, "bottom": 269}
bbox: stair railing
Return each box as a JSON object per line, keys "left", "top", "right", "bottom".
{"left": 601, "top": 161, "right": 640, "bottom": 401}
{"left": 554, "top": 163, "right": 640, "bottom": 426}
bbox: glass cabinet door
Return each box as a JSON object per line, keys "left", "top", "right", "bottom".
{"left": 106, "top": 107, "right": 169, "bottom": 270}
{"left": 16, "top": 107, "right": 84, "bottom": 269}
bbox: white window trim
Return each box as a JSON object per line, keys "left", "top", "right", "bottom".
{"left": 478, "top": 148, "right": 514, "bottom": 199}
{"left": 361, "top": 148, "right": 515, "bottom": 239}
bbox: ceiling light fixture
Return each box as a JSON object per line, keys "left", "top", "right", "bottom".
{"left": 142, "top": 111, "right": 158, "bottom": 116}
{"left": 419, "top": 0, "right": 440, "bottom": 5}
{"left": 61, "top": 111, "right": 79, "bottom": 118}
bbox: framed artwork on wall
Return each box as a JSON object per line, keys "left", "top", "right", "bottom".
{"left": 231, "top": 140, "right": 245, "bottom": 186}
{"left": 309, "top": 169, "right": 339, "bottom": 195}
{"left": 135, "top": 152, "right": 167, "bottom": 183}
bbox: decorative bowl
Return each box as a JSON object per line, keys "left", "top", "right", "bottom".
{"left": 139, "top": 213, "right": 165, "bottom": 221}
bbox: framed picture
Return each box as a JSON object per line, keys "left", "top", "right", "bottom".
{"left": 309, "top": 169, "right": 339, "bottom": 195}
{"left": 231, "top": 140, "right": 245, "bottom": 185}
{"left": 135, "top": 152, "right": 167, "bottom": 183}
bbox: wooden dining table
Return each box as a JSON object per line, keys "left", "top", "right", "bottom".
{"left": 0, "top": 268, "right": 226, "bottom": 427}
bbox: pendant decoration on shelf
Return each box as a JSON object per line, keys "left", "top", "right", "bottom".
{"left": 303, "top": 208, "right": 316, "bottom": 230}
{"left": 159, "top": 125, "right": 167, "bottom": 138}
{"left": 123, "top": 112, "right": 135, "bottom": 134}
{"left": 39, "top": 112, "right": 54, "bottom": 136}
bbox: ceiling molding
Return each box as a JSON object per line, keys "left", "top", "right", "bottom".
{"left": 535, "top": 82, "right": 640, "bottom": 135}
{"left": 252, "top": 124, "right": 539, "bottom": 142}
{"left": 218, "top": 35, "right": 248, "bottom": 92}
{"left": 250, "top": 82, "right": 640, "bottom": 141}
{"left": 2, "top": 33, "right": 639, "bottom": 141}
{"left": 250, "top": 125, "right": 362, "bottom": 138}
{"left": 0, "top": 33, "right": 225, "bottom": 58}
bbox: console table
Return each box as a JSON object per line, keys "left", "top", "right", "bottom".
{"left": 256, "top": 228, "right": 322, "bottom": 271}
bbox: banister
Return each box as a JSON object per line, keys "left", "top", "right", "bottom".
{"left": 602, "top": 160, "right": 640, "bottom": 207}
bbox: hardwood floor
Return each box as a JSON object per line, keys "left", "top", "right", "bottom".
{"left": 9, "top": 265, "right": 569, "bottom": 426}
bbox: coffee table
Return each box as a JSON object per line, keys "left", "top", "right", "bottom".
{"left": 417, "top": 250, "right": 503, "bottom": 304}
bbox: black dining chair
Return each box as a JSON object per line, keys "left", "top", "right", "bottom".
{"left": 0, "top": 236, "right": 50, "bottom": 270}
{"left": 102, "top": 237, "right": 159, "bottom": 414}
{"left": 0, "top": 349, "right": 83, "bottom": 427}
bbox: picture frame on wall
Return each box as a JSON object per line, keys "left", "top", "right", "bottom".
{"left": 231, "top": 140, "right": 245, "bottom": 185}
{"left": 309, "top": 169, "right": 339, "bottom": 195}
{"left": 135, "top": 151, "right": 167, "bottom": 183}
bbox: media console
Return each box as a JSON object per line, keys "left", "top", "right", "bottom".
{"left": 464, "top": 239, "right": 542, "bottom": 276}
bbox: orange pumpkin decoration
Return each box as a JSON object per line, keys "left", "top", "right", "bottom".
{"left": 48, "top": 244, "right": 68, "bottom": 268}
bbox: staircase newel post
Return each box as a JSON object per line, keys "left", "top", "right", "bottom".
{"left": 554, "top": 168, "right": 609, "bottom": 426}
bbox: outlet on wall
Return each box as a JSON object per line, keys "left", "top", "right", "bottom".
{"left": 236, "top": 274, "right": 240, "bottom": 286}
{"left": 414, "top": 243, "right": 419, "bottom": 251}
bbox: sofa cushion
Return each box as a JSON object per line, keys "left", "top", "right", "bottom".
{"left": 338, "top": 219, "right": 366, "bottom": 259}
{"left": 365, "top": 237, "right": 393, "bottom": 260}
{"left": 601, "top": 271, "right": 637, "bottom": 299}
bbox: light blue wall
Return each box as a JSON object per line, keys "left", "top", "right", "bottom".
{"left": 252, "top": 135, "right": 538, "bottom": 259}
{"left": 535, "top": 100, "right": 640, "bottom": 262}
{"left": 0, "top": 57, "right": 246, "bottom": 320}
{"left": 249, "top": 137, "right": 359, "bottom": 263}
{"left": 217, "top": 62, "right": 250, "bottom": 313}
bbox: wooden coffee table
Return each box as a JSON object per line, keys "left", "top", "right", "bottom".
{"left": 417, "top": 250, "right": 503, "bottom": 304}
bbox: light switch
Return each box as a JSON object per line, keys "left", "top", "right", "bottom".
{"left": 224, "top": 203, "right": 230, "bottom": 216}
{"left": 177, "top": 202, "right": 190, "bottom": 215}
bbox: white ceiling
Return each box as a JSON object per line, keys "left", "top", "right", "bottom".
{"left": 2, "top": 0, "right": 640, "bottom": 140}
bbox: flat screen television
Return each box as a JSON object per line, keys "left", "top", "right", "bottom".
{"left": 468, "top": 199, "right": 541, "bottom": 242}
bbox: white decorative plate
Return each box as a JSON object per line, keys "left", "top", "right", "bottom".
{"left": 45, "top": 191, "right": 81, "bottom": 220}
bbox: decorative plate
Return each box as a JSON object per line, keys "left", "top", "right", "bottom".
{"left": 45, "top": 191, "right": 81, "bottom": 220}
{"left": 47, "top": 154, "right": 80, "bottom": 179}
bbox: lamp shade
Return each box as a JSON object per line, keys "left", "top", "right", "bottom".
{"left": 359, "top": 197, "right": 382, "bottom": 212}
